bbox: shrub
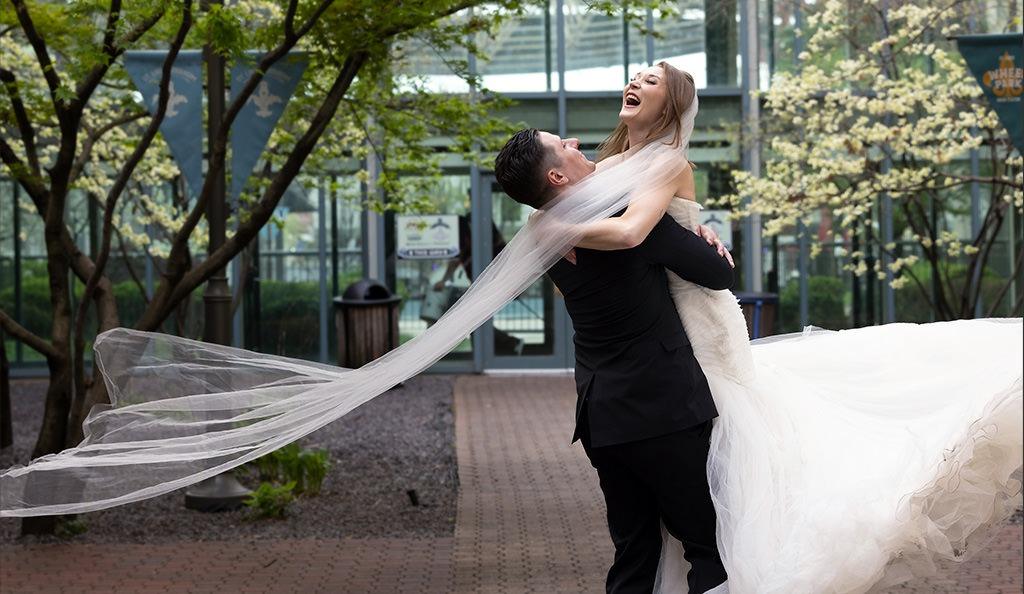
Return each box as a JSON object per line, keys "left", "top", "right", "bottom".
{"left": 243, "top": 481, "right": 297, "bottom": 519}
{"left": 247, "top": 443, "right": 330, "bottom": 496}
{"left": 779, "top": 276, "right": 849, "bottom": 332}
{"left": 896, "top": 260, "right": 1008, "bottom": 322}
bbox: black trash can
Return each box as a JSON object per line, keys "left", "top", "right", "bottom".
{"left": 334, "top": 279, "right": 402, "bottom": 368}
{"left": 735, "top": 291, "right": 779, "bottom": 340}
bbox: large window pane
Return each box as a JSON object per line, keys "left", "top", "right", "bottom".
{"left": 396, "top": 12, "right": 471, "bottom": 93}
{"left": 478, "top": 3, "right": 554, "bottom": 92}
{"left": 564, "top": 0, "right": 627, "bottom": 91}
{"left": 690, "top": 0, "right": 738, "bottom": 87}
{"left": 654, "top": 1, "right": 710, "bottom": 87}
{"left": 490, "top": 184, "right": 555, "bottom": 356}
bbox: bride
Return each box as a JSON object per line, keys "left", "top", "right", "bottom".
{"left": 565, "top": 62, "right": 1023, "bottom": 593}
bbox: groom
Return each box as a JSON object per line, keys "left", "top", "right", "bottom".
{"left": 494, "top": 129, "right": 732, "bottom": 594}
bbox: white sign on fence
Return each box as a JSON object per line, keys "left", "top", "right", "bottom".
{"left": 396, "top": 215, "right": 460, "bottom": 259}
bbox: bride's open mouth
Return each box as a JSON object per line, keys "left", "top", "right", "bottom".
{"left": 624, "top": 91, "right": 641, "bottom": 109}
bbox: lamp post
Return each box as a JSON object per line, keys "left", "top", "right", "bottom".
{"left": 184, "top": 0, "right": 252, "bottom": 511}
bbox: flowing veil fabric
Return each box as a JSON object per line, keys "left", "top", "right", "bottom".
{"left": 0, "top": 102, "right": 699, "bottom": 517}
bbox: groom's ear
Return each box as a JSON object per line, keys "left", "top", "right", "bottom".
{"left": 546, "top": 167, "right": 570, "bottom": 188}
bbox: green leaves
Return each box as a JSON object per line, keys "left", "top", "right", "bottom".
{"left": 195, "top": 3, "right": 244, "bottom": 58}
{"left": 243, "top": 481, "right": 297, "bottom": 519}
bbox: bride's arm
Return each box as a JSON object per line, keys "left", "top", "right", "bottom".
{"left": 573, "top": 161, "right": 694, "bottom": 250}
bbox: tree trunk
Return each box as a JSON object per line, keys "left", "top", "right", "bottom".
{"left": 0, "top": 327, "right": 11, "bottom": 450}
{"left": 67, "top": 288, "right": 120, "bottom": 446}
{"left": 21, "top": 355, "right": 71, "bottom": 536}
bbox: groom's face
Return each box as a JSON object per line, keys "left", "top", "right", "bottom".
{"left": 536, "top": 132, "right": 596, "bottom": 193}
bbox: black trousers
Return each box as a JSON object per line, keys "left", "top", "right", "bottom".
{"left": 581, "top": 414, "right": 727, "bottom": 594}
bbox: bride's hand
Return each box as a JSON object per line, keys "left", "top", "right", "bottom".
{"left": 696, "top": 224, "right": 735, "bottom": 268}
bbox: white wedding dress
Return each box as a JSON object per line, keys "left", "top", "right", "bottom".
{"left": 653, "top": 199, "right": 1024, "bottom": 594}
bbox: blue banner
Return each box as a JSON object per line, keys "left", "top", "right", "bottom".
{"left": 124, "top": 50, "right": 205, "bottom": 197}
{"left": 956, "top": 33, "right": 1024, "bottom": 153}
{"left": 230, "top": 52, "right": 309, "bottom": 200}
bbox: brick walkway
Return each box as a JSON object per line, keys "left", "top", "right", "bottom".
{"left": 1, "top": 374, "right": 1021, "bottom": 593}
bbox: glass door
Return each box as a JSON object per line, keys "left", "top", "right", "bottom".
{"left": 480, "top": 178, "right": 573, "bottom": 369}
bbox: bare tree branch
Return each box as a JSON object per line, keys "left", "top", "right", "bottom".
{"left": 0, "top": 66, "right": 41, "bottom": 177}
{"left": 114, "top": 225, "right": 151, "bottom": 305}
{"left": 75, "top": 3, "right": 168, "bottom": 104}
{"left": 100, "top": 0, "right": 123, "bottom": 58}
{"left": 0, "top": 309, "right": 59, "bottom": 360}
{"left": 0, "top": 134, "right": 48, "bottom": 203}
{"left": 986, "top": 242, "right": 1024, "bottom": 317}
{"left": 9, "top": 0, "right": 64, "bottom": 112}
{"left": 283, "top": 0, "right": 299, "bottom": 39}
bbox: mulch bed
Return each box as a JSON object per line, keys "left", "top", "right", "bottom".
{"left": 0, "top": 375, "right": 458, "bottom": 545}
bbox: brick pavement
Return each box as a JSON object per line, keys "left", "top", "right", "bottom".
{"left": 451, "top": 375, "right": 609, "bottom": 593}
{"left": 1, "top": 374, "right": 1022, "bottom": 593}
{"left": 0, "top": 537, "right": 453, "bottom": 593}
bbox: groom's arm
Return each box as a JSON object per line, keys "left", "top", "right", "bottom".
{"left": 636, "top": 215, "right": 735, "bottom": 290}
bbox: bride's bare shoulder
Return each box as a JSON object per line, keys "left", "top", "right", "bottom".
{"left": 676, "top": 161, "right": 695, "bottom": 201}
{"left": 595, "top": 153, "right": 625, "bottom": 172}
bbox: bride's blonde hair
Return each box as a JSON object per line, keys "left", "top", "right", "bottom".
{"left": 596, "top": 62, "right": 696, "bottom": 163}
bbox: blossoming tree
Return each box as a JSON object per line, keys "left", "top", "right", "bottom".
{"left": 724, "top": 0, "right": 1023, "bottom": 321}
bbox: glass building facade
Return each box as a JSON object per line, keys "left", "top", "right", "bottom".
{"left": 2, "top": 0, "right": 1021, "bottom": 374}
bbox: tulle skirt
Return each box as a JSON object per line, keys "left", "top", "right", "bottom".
{"left": 656, "top": 318, "right": 1023, "bottom": 594}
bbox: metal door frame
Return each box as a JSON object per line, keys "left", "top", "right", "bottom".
{"left": 478, "top": 175, "right": 573, "bottom": 370}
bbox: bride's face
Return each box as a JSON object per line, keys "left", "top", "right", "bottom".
{"left": 619, "top": 66, "right": 668, "bottom": 129}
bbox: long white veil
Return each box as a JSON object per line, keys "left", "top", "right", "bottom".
{"left": 0, "top": 98, "right": 698, "bottom": 517}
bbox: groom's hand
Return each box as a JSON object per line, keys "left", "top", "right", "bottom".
{"left": 696, "top": 224, "right": 735, "bottom": 269}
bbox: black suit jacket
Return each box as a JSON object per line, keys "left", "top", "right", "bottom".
{"left": 547, "top": 214, "right": 735, "bottom": 447}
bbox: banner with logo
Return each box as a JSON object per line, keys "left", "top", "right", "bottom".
{"left": 124, "top": 50, "right": 205, "bottom": 197}
{"left": 230, "top": 52, "right": 309, "bottom": 200}
{"left": 396, "top": 215, "right": 461, "bottom": 259}
{"left": 956, "top": 33, "right": 1024, "bottom": 153}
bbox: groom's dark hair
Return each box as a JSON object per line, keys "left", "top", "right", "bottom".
{"left": 494, "top": 128, "right": 556, "bottom": 209}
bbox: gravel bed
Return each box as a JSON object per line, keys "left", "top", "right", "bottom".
{"left": 1, "top": 375, "right": 458, "bottom": 545}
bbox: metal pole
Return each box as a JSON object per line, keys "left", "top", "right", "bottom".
{"left": 795, "top": 1, "right": 809, "bottom": 327}
{"left": 878, "top": 0, "right": 895, "bottom": 324}
{"left": 186, "top": 0, "right": 250, "bottom": 511}
{"left": 12, "top": 183, "right": 22, "bottom": 363}
{"left": 330, "top": 179, "right": 339, "bottom": 298}
{"left": 645, "top": 9, "right": 655, "bottom": 66}
{"left": 876, "top": 192, "right": 892, "bottom": 321}
{"left": 201, "top": 5, "right": 231, "bottom": 347}
{"left": 556, "top": 0, "right": 567, "bottom": 137}
{"left": 318, "top": 178, "right": 329, "bottom": 363}
{"left": 144, "top": 222, "right": 154, "bottom": 299}
{"left": 468, "top": 17, "right": 486, "bottom": 373}
{"left": 967, "top": 14, "right": 983, "bottom": 318}
{"left": 622, "top": 12, "right": 630, "bottom": 84}
{"left": 740, "top": 0, "right": 763, "bottom": 292}
{"left": 544, "top": 0, "right": 553, "bottom": 92}
{"left": 362, "top": 123, "right": 386, "bottom": 282}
